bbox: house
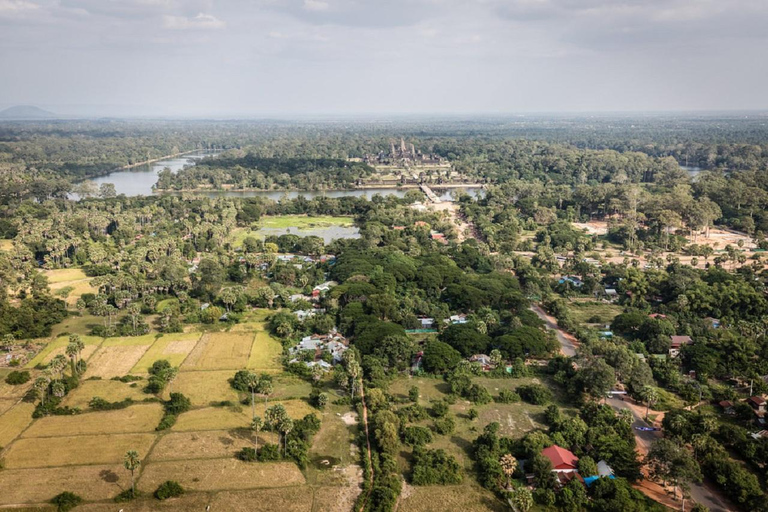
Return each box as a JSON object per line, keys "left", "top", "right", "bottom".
{"left": 596, "top": 460, "right": 614, "bottom": 478}
{"left": 541, "top": 445, "right": 579, "bottom": 473}
{"left": 294, "top": 309, "right": 325, "bottom": 322}
{"left": 289, "top": 294, "right": 312, "bottom": 303}
{"left": 558, "top": 276, "right": 584, "bottom": 288}
{"left": 414, "top": 220, "right": 429, "bottom": 227}
{"left": 750, "top": 430, "right": 768, "bottom": 440}
{"left": 288, "top": 330, "right": 349, "bottom": 367}
{"left": 419, "top": 317, "right": 435, "bottom": 329}
{"left": 469, "top": 354, "right": 493, "bottom": 370}
{"left": 604, "top": 288, "right": 618, "bottom": 300}
{"left": 669, "top": 335, "right": 693, "bottom": 358}
{"left": 648, "top": 313, "right": 667, "bottom": 319}
{"left": 448, "top": 314, "right": 468, "bottom": 325}
{"left": 747, "top": 396, "right": 766, "bottom": 414}
{"left": 704, "top": 317, "right": 721, "bottom": 329}
{"left": 598, "top": 331, "right": 613, "bottom": 339}
{"left": 719, "top": 401, "right": 736, "bottom": 415}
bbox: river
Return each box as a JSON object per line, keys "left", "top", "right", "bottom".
{"left": 73, "top": 153, "right": 484, "bottom": 202}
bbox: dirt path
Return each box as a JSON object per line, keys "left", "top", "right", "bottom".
{"left": 356, "top": 378, "right": 375, "bottom": 511}
{"left": 529, "top": 304, "right": 578, "bottom": 357}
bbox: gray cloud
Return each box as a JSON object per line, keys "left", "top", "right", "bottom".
{"left": 0, "top": 0, "right": 766, "bottom": 115}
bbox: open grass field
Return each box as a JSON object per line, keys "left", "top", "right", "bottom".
{"left": 566, "top": 300, "right": 624, "bottom": 324}
{"left": 22, "top": 403, "right": 164, "bottom": 437}
{"left": 230, "top": 216, "right": 353, "bottom": 246}
{"left": 209, "top": 487, "right": 315, "bottom": 512}
{"left": 75, "top": 494, "right": 213, "bottom": 512}
{"left": 398, "top": 483, "right": 505, "bottom": 512}
{"left": 43, "top": 268, "right": 89, "bottom": 284}
{"left": 0, "top": 402, "right": 35, "bottom": 446}
{"left": 172, "top": 406, "right": 253, "bottom": 431}
{"left": 247, "top": 328, "right": 283, "bottom": 371}
{"left": 148, "top": 429, "right": 278, "bottom": 461}
{"left": 267, "top": 375, "right": 313, "bottom": 401}
{"left": 45, "top": 268, "right": 98, "bottom": 306}
{"left": 182, "top": 332, "right": 254, "bottom": 370}
{"left": 0, "top": 397, "right": 17, "bottom": 415}
{"left": 0, "top": 239, "right": 12, "bottom": 251}
{"left": 4, "top": 433, "right": 157, "bottom": 468}
{"left": 0, "top": 464, "right": 129, "bottom": 505}
{"left": 50, "top": 314, "right": 104, "bottom": 338}
{"left": 25, "top": 335, "right": 103, "bottom": 368}
{"left": 61, "top": 378, "right": 149, "bottom": 408}
{"left": 85, "top": 345, "right": 152, "bottom": 378}
{"left": 131, "top": 332, "right": 202, "bottom": 373}
{"left": 0, "top": 378, "right": 33, "bottom": 399}
{"left": 164, "top": 370, "right": 239, "bottom": 405}
{"left": 137, "top": 459, "right": 306, "bottom": 492}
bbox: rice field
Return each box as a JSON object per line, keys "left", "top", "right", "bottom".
{"left": 182, "top": 332, "right": 255, "bottom": 370}
{"left": 0, "top": 464, "right": 128, "bottom": 504}
{"left": 148, "top": 429, "right": 278, "bottom": 461}
{"left": 164, "top": 370, "right": 239, "bottom": 405}
{"left": 22, "top": 403, "right": 164, "bottom": 437}
{"left": 131, "top": 332, "right": 202, "bottom": 373}
{"left": 209, "top": 487, "right": 315, "bottom": 512}
{"left": 61, "top": 378, "right": 149, "bottom": 408}
{"left": 4, "top": 433, "right": 157, "bottom": 468}
{"left": 247, "top": 328, "right": 283, "bottom": 371}
{"left": 0, "top": 402, "right": 35, "bottom": 446}
{"left": 25, "top": 335, "right": 103, "bottom": 368}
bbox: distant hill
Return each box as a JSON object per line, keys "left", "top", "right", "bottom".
{"left": 0, "top": 105, "right": 58, "bottom": 120}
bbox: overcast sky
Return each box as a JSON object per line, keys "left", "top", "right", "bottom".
{"left": 1, "top": 0, "right": 767, "bottom": 116}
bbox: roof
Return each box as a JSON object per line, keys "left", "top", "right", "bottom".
{"left": 670, "top": 335, "right": 693, "bottom": 348}
{"left": 597, "top": 460, "right": 614, "bottom": 477}
{"left": 719, "top": 400, "right": 734, "bottom": 408}
{"left": 748, "top": 396, "right": 766, "bottom": 405}
{"left": 541, "top": 445, "right": 578, "bottom": 469}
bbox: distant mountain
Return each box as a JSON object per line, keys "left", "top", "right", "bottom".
{"left": 0, "top": 105, "right": 58, "bottom": 120}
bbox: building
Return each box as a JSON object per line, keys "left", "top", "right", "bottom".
{"left": 541, "top": 445, "right": 579, "bottom": 473}
{"left": 747, "top": 396, "right": 766, "bottom": 414}
{"left": 469, "top": 354, "right": 493, "bottom": 371}
{"left": 362, "top": 138, "right": 446, "bottom": 167}
{"left": 719, "top": 400, "right": 736, "bottom": 415}
{"left": 558, "top": 276, "right": 584, "bottom": 288}
{"left": 669, "top": 335, "right": 693, "bottom": 358}
{"left": 288, "top": 330, "right": 349, "bottom": 368}
{"left": 448, "top": 314, "right": 468, "bottom": 325}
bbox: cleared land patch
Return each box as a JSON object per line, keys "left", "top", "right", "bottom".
{"left": 22, "top": 403, "right": 164, "bottom": 437}
{"left": 138, "top": 459, "right": 306, "bottom": 492}
{"left": 172, "top": 406, "right": 252, "bottom": 432}
{"left": 131, "top": 332, "right": 201, "bottom": 373}
{"left": 0, "top": 402, "right": 35, "bottom": 446}
{"left": 4, "top": 432, "right": 157, "bottom": 468}
{"left": 26, "top": 335, "right": 103, "bottom": 368}
{"left": 0, "top": 464, "right": 128, "bottom": 505}
{"left": 85, "top": 343, "right": 153, "bottom": 378}
{"left": 149, "top": 429, "right": 278, "bottom": 461}
{"left": 61, "top": 378, "right": 149, "bottom": 408}
{"left": 398, "top": 484, "right": 505, "bottom": 512}
{"left": 567, "top": 301, "right": 623, "bottom": 324}
{"left": 165, "top": 370, "right": 239, "bottom": 405}
{"left": 0, "top": 379, "right": 32, "bottom": 399}
{"left": 182, "top": 332, "right": 254, "bottom": 370}
{"left": 0, "top": 239, "right": 12, "bottom": 251}
{"left": 247, "top": 328, "right": 283, "bottom": 371}
{"left": 210, "top": 487, "right": 314, "bottom": 512}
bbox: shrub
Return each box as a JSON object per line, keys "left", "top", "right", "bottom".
{"left": 155, "top": 414, "right": 177, "bottom": 431}
{"left": 433, "top": 415, "right": 456, "bottom": 435}
{"left": 465, "top": 383, "right": 493, "bottom": 405}
{"left": 50, "top": 491, "right": 82, "bottom": 511}
{"left": 516, "top": 384, "right": 553, "bottom": 405}
{"left": 164, "top": 393, "right": 191, "bottom": 415}
{"left": 403, "top": 426, "right": 433, "bottom": 447}
{"left": 236, "top": 447, "right": 258, "bottom": 461}
{"left": 430, "top": 400, "right": 449, "bottom": 418}
{"left": 5, "top": 370, "right": 31, "bottom": 385}
{"left": 259, "top": 443, "right": 281, "bottom": 461}
{"left": 154, "top": 481, "right": 184, "bottom": 500}
{"left": 114, "top": 489, "right": 140, "bottom": 502}
{"left": 411, "top": 448, "right": 463, "bottom": 485}
{"left": 496, "top": 389, "right": 521, "bottom": 404}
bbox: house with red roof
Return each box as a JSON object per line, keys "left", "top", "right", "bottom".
{"left": 541, "top": 445, "right": 579, "bottom": 473}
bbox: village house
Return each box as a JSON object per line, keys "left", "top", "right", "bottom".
{"left": 719, "top": 400, "right": 736, "bottom": 415}
{"left": 312, "top": 281, "right": 337, "bottom": 301}
{"left": 541, "top": 445, "right": 579, "bottom": 473}
{"left": 448, "top": 314, "right": 468, "bottom": 325}
{"left": 668, "top": 335, "right": 693, "bottom": 358}
{"left": 294, "top": 308, "right": 325, "bottom": 322}
{"left": 288, "top": 330, "right": 349, "bottom": 369}
{"left": 558, "top": 276, "right": 584, "bottom": 288}
{"left": 747, "top": 396, "right": 766, "bottom": 414}
{"left": 469, "top": 354, "right": 493, "bottom": 371}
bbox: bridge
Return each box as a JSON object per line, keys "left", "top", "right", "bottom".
{"left": 419, "top": 183, "right": 440, "bottom": 203}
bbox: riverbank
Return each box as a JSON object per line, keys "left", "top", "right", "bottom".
{"left": 155, "top": 182, "right": 485, "bottom": 193}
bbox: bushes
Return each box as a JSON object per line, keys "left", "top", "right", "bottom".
{"left": 236, "top": 447, "right": 258, "bottom": 461}
{"left": 50, "top": 492, "right": 82, "bottom": 512}
{"left": 402, "top": 426, "right": 433, "bottom": 447}
{"left": 516, "top": 384, "right": 553, "bottom": 405}
{"left": 259, "top": 443, "right": 281, "bottom": 461}
{"left": 154, "top": 481, "right": 184, "bottom": 500}
{"left": 155, "top": 414, "right": 177, "bottom": 431}
{"left": 156, "top": 392, "right": 190, "bottom": 430}
{"left": 432, "top": 415, "right": 456, "bottom": 435}
{"left": 5, "top": 370, "right": 30, "bottom": 385}
{"left": 411, "top": 448, "right": 463, "bottom": 485}
{"left": 496, "top": 389, "right": 521, "bottom": 404}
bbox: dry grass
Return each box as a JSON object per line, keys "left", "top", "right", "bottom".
{"left": 0, "top": 379, "right": 33, "bottom": 399}
{"left": 0, "top": 464, "right": 128, "bottom": 505}
{"left": 75, "top": 494, "right": 213, "bottom": 512}
{"left": 149, "top": 430, "right": 278, "bottom": 461}
{"left": 247, "top": 328, "right": 283, "bottom": 371}
{"left": 25, "top": 335, "right": 103, "bottom": 368}
{"left": 138, "top": 459, "right": 306, "bottom": 492}
{"left": 22, "top": 403, "right": 164, "bottom": 437}
{"left": 311, "top": 476, "right": 363, "bottom": 512}
{"left": 397, "top": 484, "right": 505, "bottom": 512}
{"left": 0, "top": 402, "right": 35, "bottom": 446}
{"left": 43, "top": 268, "right": 88, "bottom": 284}
{"left": 171, "top": 406, "right": 253, "bottom": 432}
{"left": 103, "top": 334, "right": 159, "bottom": 347}
{"left": 3, "top": 433, "right": 157, "bottom": 468}
{"left": 61, "top": 379, "right": 149, "bottom": 408}
{"left": 0, "top": 398, "right": 16, "bottom": 415}
{"left": 49, "top": 314, "right": 103, "bottom": 338}
{"left": 85, "top": 345, "right": 152, "bottom": 378}
{"left": 131, "top": 332, "right": 202, "bottom": 373}
{"left": 0, "top": 239, "right": 12, "bottom": 252}
{"left": 48, "top": 277, "right": 98, "bottom": 307}
{"left": 182, "top": 332, "right": 254, "bottom": 370}
{"left": 164, "top": 370, "right": 239, "bottom": 406}
{"left": 210, "top": 487, "right": 314, "bottom": 512}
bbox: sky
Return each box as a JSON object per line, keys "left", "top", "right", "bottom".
{"left": 1, "top": 0, "right": 767, "bottom": 117}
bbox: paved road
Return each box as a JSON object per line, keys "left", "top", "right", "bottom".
{"left": 529, "top": 304, "right": 577, "bottom": 356}
{"left": 533, "top": 304, "right": 734, "bottom": 511}
{"left": 607, "top": 397, "right": 734, "bottom": 512}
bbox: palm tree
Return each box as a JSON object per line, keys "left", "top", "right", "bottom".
{"left": 499, "top": 453, "right": 517, "bottom": 490}
{"left": 279, "top": 417, "right": 294, "bottom": 458}
{"left": 244, "top": 372, "right": 259, "bottom": 419}
{"left": 51, "top": 381, "right": 66, "bottom": 399}
{"left": 49, "top": 354, "right": 67, "bottom": 380}
{"left": 257, "top": 375, "right": 273, "bottom": 407}
{"left": 251, "top": 416, "right": 263, "bottom": 452}
{"left": 123, "top": 450, "right": 141, "bottom": 496}
{"left": 640, "top": 385, "right": 659, "bottom": 421}
{"left": 34, "top": 376, "right": 49, "bottom": 405}
{"left": 65, "top": 342, "right": 79, "bottom": 375}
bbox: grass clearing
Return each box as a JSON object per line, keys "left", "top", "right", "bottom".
{"left": 25, "top": 335, "right": 103, "bottom": 368}
{"left": 165, "top": 370, "right": 239, "bottom": 406}
{"left": 210, "top": 487, "right": 314, "bottom": 512}
{"left": 22, "top": 403, "right": 164, "bottom": 437}
{"left": 61, "top": 378, "right": 149, "bottom": 408}
{"left": 0, "top": 464, "right": 128, "bottom": 504}
{"left": 0, "top": 402, "right": 35, "bottom": 446}
{"left": 149, "top": 429, "right": 278, "bottom": 461}
{"left": 131, "top": 332, "right": 201, "bottom": 373}
{"left": 172, "top": 406, "right": 252, "bottom": 431}
{"left": 85, "top": 342, "right": 154, "bottom": 378}
{"left": 138, "top": 459, "right": 306, "bottom": 492}
{"left": 0, "top": 239, "right": 12, "bottom": 251}
{"left": 182, "top": 332, "right": 254, "bottom": 370}
{"left": 0, "top": 378, "right": 33, "bottom": 399}
{"left": 398, "top": 483, "right": 504, "bottom": 512}
{"left": 43, "top": 268, "right": 88, "bottom": 284}
{"left": 566, "top": 301, "right": 624, "bottom": 324}
{"left": 4, "top": 433, "right": 157, "bottom": 468}
{"left": 261, "top": 215, "right": 354, "bottom": 229}
{"left": 49, "top": 314, "right": 103, "bottom": 338}
{"left": 247, "top": 328, "right": 283, "bottom": 371}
